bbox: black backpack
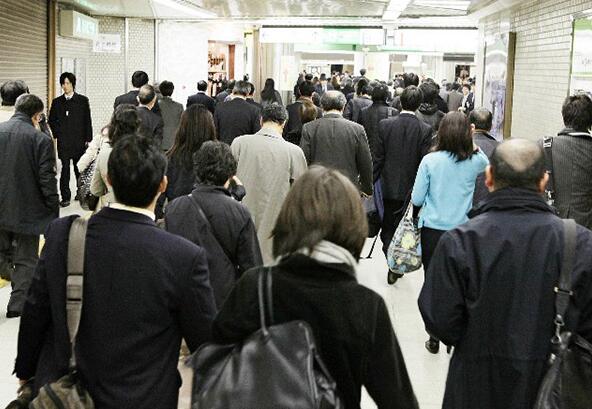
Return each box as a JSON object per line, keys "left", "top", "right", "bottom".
{"left": 188, "top": 268, "right": 342, "bottom": 409}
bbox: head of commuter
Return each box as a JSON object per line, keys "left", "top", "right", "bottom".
{"left": 261, "top": 78, "right": 277, "bottom": 102}
{"left": 434, "top": 112, "right": 475, "bottom": 162}
{"left": 1, "top": 80, "right": 29, "bottom": 107}
{"left": 298, "top": 81, "right": 315, "bottom": 100}
{"left": 469, "top": 108, "right": 493, "bottom": 133}
{"left": 260, "top": 103, "right": 288, "bottom": 132}
{"left": 299, "top": 100, "right": 318, "bottom": 126}
{"left": 271, "top": 166, "right": 368, "bottom": 260}
{"left": 226, "top": 80, "right": 236, "bottom": 93}
{"left": 193, "top": 141, "right": 237, "bottom": 188}
{"left": 321, "top": 90, "right": 347, "bottom": 114}
{"left": 319, "top": 73, "right": 328, "bottom": 85}
{"left": 197, "top": 80, "right": 208, "bottom": 92}
{"left": 304, "top": 73, "right": 314, "bottom": 81}
{"left": 445, "top": 82, "right": 453, "bottom": 92}
{"left": 462, "top": 83, "right": 471, "bottom": 96}
{"left": 14, "top": 94, "right": 44, "bottom": 127}
{"left": 331, "top": 76, "right": 341, "bottom": 91}
{"left": 403, "top": 72, "right": 420, "bottom": 88}
{"left": 168, "top": 104, "right": 216, "bottom": 169}
{"left": 137, "top": 84, "right": 157, "bottom": 109}
{"left": 356, "top": 78, "right": 370, "bottom": 97}
{"left": 59, "top": 72, "right": 76, "bottom": 95}
{"left": 108, "top": 135, "right": 167, "bottom": 209}
{"left": 108, "top": 104, "right": 140, "bottom": 146}
{"left": 360, "top": 68, "right": 367, "bottom": 77}
{"left": 232, "top": 80, "right": 250, "bottom": 99}
{"left": 400, "top": 86, "right": 423, "bottom": 112}
{"left": 131, "top": 70, "right": 149, "bottom": 89}
{"left": 159, "top": 80, "right": 174, "bottom": 98}
{"left": 452, "top": 82, "right": 462, "bottom": 92}
{"left": 562, "top": 94, "right": 592, "bottom": 132}
{"left": 247, "top": 82, "right": 256, "bottom": 98}
{"left": 486, "top": 139, "right": 547, "bottom": 193}
{"left": 371, "top": 83, "right": 390, "bottom": 104}
{"left": 419, "top": 81, "right": 438, "bottom": 105}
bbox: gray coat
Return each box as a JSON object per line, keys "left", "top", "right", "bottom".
{"left": 447, "top": 90, "right": 463, "bottom": 112}
{"left": 301, "top": 113, "right": 373, "bottom": 195}
{"left": 158, "top": 97, "right": 183, "bottom": 151}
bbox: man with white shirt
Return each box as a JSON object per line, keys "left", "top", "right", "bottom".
{"left": 48, "top": 72, "right": 93, "bottom": 207}
{"left": 373, "top": 86, "right": 433, "bottom": 284}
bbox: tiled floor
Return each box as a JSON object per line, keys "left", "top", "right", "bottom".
{"left": 0, "top": 201, "right": 450, "bottom": 408}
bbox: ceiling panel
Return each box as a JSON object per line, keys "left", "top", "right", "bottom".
{"left": 400, "top": 0, "right": 490, "bottom": 17}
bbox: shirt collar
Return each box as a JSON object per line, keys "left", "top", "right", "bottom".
{"left": 257, "top": 126, "right": 283, "bottom": 139}
{"left": 401, "top": 110, "right": 416, "bottom": 116}
{"left": 64, "top": 92, "right": 75, "bottom": 100}
{"left": 109, "top": 203, "right": 155, "bottom": 221}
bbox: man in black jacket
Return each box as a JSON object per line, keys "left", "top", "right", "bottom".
{"left": 374, "top": 86, "right": 432, "bottom": 283}
{"left": 48, "top": 72, "right": 93, "bottom": 207}
{"left": 136, "top": 84, "right": 164, "bottom": 148}
{"left": 186, "top": 80, "right": 216, "bottom": 114}
{"left": 245, "top": 82, "right": 262, "bottom": 111}
{"left": 419, "top": 139, "right": 592, "bottom": 409}
{"left": 0, "top": 94, "right": 59, "bottom": 317}
{"left": 14, "top": 135, "right": 216, "bottom": 408}
{"left": 470, "top": 108, "right": 498, "bottom": 206}
{"left": 359, "top": 83, "right": 399, "bottom": 161}
{"left": 215, "top": 80, "right": 235, "bottom": 104}
{"left": 283, "top": 80, "right": 322, "bottom": 145}
{"left": 416, "top": 81, "right": 445, "bottom": 135}
{"left": 114, "top": 70, "right": 160, "bottom": 115}
{"left": 214, "top": 80, "right": 261, "bottom": 145}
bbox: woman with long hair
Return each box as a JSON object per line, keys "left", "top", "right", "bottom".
{"left": 411, "top": 112, "right": 489, "bottom": 353}
{"left": 260, "top": 78, "right": 283, "bottom": 107}
{"left": 212, "top": 166, "right": 418, "bottom": 409}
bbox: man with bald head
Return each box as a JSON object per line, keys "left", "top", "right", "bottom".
{"left": 136, "top": 84, "right": 164, "bottom": 147}
{"left": 418, "top": 138, "right": 592, "bottom": 409}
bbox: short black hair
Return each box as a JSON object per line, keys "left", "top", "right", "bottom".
{"left": 371, "top": 83, "right": 389, "bottom": 102}
{"left": 298, "top": 80, "right": 315, "bottom": 97}
{"left": 562, "top": 94, "right": 592, "bottom": 132}
{"left": 193, "top": 141, "right": 237, "bottom": 186}
{"left": 419, "top": 82, "right": 438, "bottom": 104}
{"left": 108, "top": 104, "right": 140, "bottom": 146}
{"left": 356, "top": 78, "right": 369, "bottom": 95}
{"left": 132, "top": 71, "right": 149, "bottom": 88}
{"left": 452, "top": 82, "right": 462, "bottom": 91}
{"left": 403, "top": 73, "right": 420, "bottom": 87}
{"left": 0, "top": 80, "right": 29, "bottom": 106}
{"left": 159, "top": 80, "right": 174, "bottom": 97}
{"left": 304, "top": 73, "right": 313, "bottom": 81}
{"left": 15, "top": 94, "right": 44, "bottom": 117}
{"left": 197, "top": 80, "right": 208, "bottom": 92}
{"left": 360, "top": 68, "right": 367, "bottom": 76}
{"left": 490, "top": 139, "right": 546, "bottom": 191}
{"left": 227, "top": 80, "right": 236, "bottom": 92}
{"left": 400, "top": 86, "right": 423, "bottom": 112}
{"left": 138, "top": 84, "right": 156, "bottom": 105}
{"left": 232, "top": 80, "right": 250, "bottom": 96}
{"left": 248, "top": 82, "right": 255, "bottom": 96}
{"left": 469, "top": 108, "right": 493, "bottom": 131}
{"left": 462, "top": 83, "right": 471, "bottom": 91}
{"left": 262, "top": 103, "right": 288, "bottom": 124}
{"left": 108, "top": 135, "right": 166, "bottom": 208}
{"left": 59, "top": 72, "right": 76, "bottom": 88}
{"left": 321, "top": 91, "right": 347, "bottom": 112}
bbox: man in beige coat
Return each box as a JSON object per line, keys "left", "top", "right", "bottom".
{"left": 231, "top": 104, "right": 307, "bottom": 264}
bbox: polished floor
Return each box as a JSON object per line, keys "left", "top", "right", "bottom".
{"left": 0, "top": 201, "right": 450, "bottom": 408}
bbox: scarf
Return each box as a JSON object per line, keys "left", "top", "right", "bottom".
{"left": 296, "top": 240, "right": 358, "bottom": 274}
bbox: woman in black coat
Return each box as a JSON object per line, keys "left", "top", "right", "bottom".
{"left": 212, "top": 166, "right": 418, "bottom": 409}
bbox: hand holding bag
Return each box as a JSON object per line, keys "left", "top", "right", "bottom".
{"left": 387, "top": 202, "right": 422, "bottom": 274}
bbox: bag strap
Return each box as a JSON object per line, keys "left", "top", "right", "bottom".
{"left": 66, "top": 216, "right": 89, "bottom": 370}
{"left": 553, "top": 219, "right": 577, "bottom": 342}
{"left": 257, "top": 268, "right": 275, "bottom": 336}
{"left": 543, "top": 136, "right": 556, "bottom": 206}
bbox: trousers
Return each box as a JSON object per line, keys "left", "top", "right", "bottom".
{"left": 380, "top": 199, "right": 406, "bottom": 256}
{"left": 0, "top": 230, "right": 39, "bottom": 313}
{"left": 60, "top": 154, "right": 83, "bottom": 201}
{"left": 420, "top": 227, "right": 446, "bottom": 272}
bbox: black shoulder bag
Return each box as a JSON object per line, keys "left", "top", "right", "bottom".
{"left": 534, "top": 219, "right": 592, "bottom": 409}
{"left": 188, "top": 268, "right": 342, "bottom": 409}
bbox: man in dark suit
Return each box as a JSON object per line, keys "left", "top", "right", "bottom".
{"left": 359, "top": 83, "right": 399, "bottom": 161}
{"left": 246, "top": 82, "right": 262, "bottom": 111}
{"left": 470, "top": 108, "right": 499, "bottom": 206}
{"left": 14, "top": 135, "right": 217, "bottom": 408}
{"left": 374, "top": 86, "right": 433, "bottom": 283}
{"left": 447, "top": 82, "right": 464, "bottom": 112}
{"left": 214, "top": 80, "right": 261, "bottom": 145}
{"left": 314, "top": 73, "right": 333, "bottom": 96}
{"left": 283, "top": 80, "right": 322, "bottom": 145}
{"left": 0, "top": 95, "right": 59, "bottom": 318}
{"left": 114, "top": 70, "right": 160, "bottom": 115}
{"left": 187, "top": 80, "right": 216, "bottom": 114}
{"left": 300, "top": 90, "right": 373, "bottom": 196}
{"left": 215, "top": 80, "right": 235, "bottom": 104}
{"left": 137, "top": 84, "right": 164, "bottom": 148}
{"left": 48, "top": 72, "right": 93, "bottom": 207}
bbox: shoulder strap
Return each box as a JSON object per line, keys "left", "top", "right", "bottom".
{"left": 257, "top": 268, "right": 275, "bottom": 333}
{"left": 554, "top": 219, "right": 577, "bottom": 334}
{"left": 543, "top": 136, "right": 555, "bottom": 206}
{"left": 66, "top": 216, "right": 89, "bottom": 369}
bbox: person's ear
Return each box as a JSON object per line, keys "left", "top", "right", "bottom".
{"left": 538, "top": 172, "right": 549, "bottom": 194}
{"left": 159, "top": 176, "right": 168, "bottom": 194}
{"left": 485, "top": 165, "right": 495, "bottom": 192}
{"left": 470, "top": 124, "right": 476, "bottom": 134}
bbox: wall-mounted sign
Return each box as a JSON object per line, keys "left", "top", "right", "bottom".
{"left": 60, "top": 10, "right": 98, "bottom": 40}
{"left": 569, "top": 17, "right": 592, "bottom": 95}
{"left": 93, "top": 34, "right": 121, "bottom": 53}
{"left": 260, "top": 27, "right": 384, "bottom": 46}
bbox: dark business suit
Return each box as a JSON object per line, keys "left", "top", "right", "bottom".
{"left": 187, "top": 92, "right": 216, "bottom": 114}
{"left": 283, "top": 99, "right": 322, "bottom": 145}
{"left": 48, "top": 93, "right": 93, "bottom": 201}
{"left": 246, "top": 98, "right": 262, "bottom": 112}
{"left": 14, "top": 208, "right": 217, "bottom": 408}
{"left": 374, "top": 113, "right": 433, "bottom": 254}
{"left": 114, "top": 90, "right": 161, "bottom": 115}
{"left": 214, "top": 98, "right": 261, "bottom": 145}
{"left": 472, "top": 131, "right": 499, "bottom": 206}
{"left": 137, "top": 106, "right": 164, "bottom": 148}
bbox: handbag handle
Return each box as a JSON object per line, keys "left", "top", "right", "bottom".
{"left": 257, "top": 268, "right": 275, "bottom": 337}
{"left": 552, "top": 219, "right": 576, "bottom": 347}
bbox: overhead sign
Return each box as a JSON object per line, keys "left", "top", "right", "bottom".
{"left": 60, "top": 10, "right": 98, "bottom": 40}
{"left": 93, "top": 34, "right": 122, "bottom": 53}
{"left": 260, "top": 27, "right": 384, "bottom": 46}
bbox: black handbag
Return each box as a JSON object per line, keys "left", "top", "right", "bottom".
{"left": 533, "top": 219, "right": 592, "bottom": 409}
{"left": 188, "top": 268, "right": 343, "bottom": 409}
{"left": 77, "top": 159, "right": 99, "bottom": 212}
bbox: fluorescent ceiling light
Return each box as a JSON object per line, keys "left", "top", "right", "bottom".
{"left": 413, "top": 1, "right": 471, "bottom": 11}
{"left": 151, "top": 0, "right": 217, "bottom": 18}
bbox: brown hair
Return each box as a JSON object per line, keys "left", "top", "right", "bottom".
{"left": 299, "top": 100, "right": 318, "bottom": 125}
{"left": 272, "top": 166, "right": 368, "bottom": 259}
{"left": 167, "top": 104, "right": 216, "bottom": 169}
{"left": 434, "top": 111, "right": 474, "bottom": 161}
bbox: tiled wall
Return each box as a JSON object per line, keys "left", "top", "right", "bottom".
{"left": 481, "top": 0, "right": 591, "bottom": 139}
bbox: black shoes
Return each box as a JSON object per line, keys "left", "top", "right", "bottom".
{"left": 387, "top": 271, "right": 404, "bottom": 285}
{"left": 6, "top": 310, "right": 21, "bottom": 319}
{"left": 425, "top": 338, "right": 440, "bottom": 354}
{"left": 59, "top": 200, "right": 71, "bottom": 207}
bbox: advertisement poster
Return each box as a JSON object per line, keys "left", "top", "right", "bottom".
{"left": 570, "top": 18, "right": 592, "bottom": 95}
{"left": 482, "top": 34, "right": 509, "bottom": 141}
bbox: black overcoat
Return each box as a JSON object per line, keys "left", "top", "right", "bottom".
{"left": 48, "top": 93, "right": 92, "bottom": 159}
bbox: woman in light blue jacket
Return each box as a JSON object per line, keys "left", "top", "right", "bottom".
{"left": 411, "top": 112, "right": 489, "bottom": 353}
